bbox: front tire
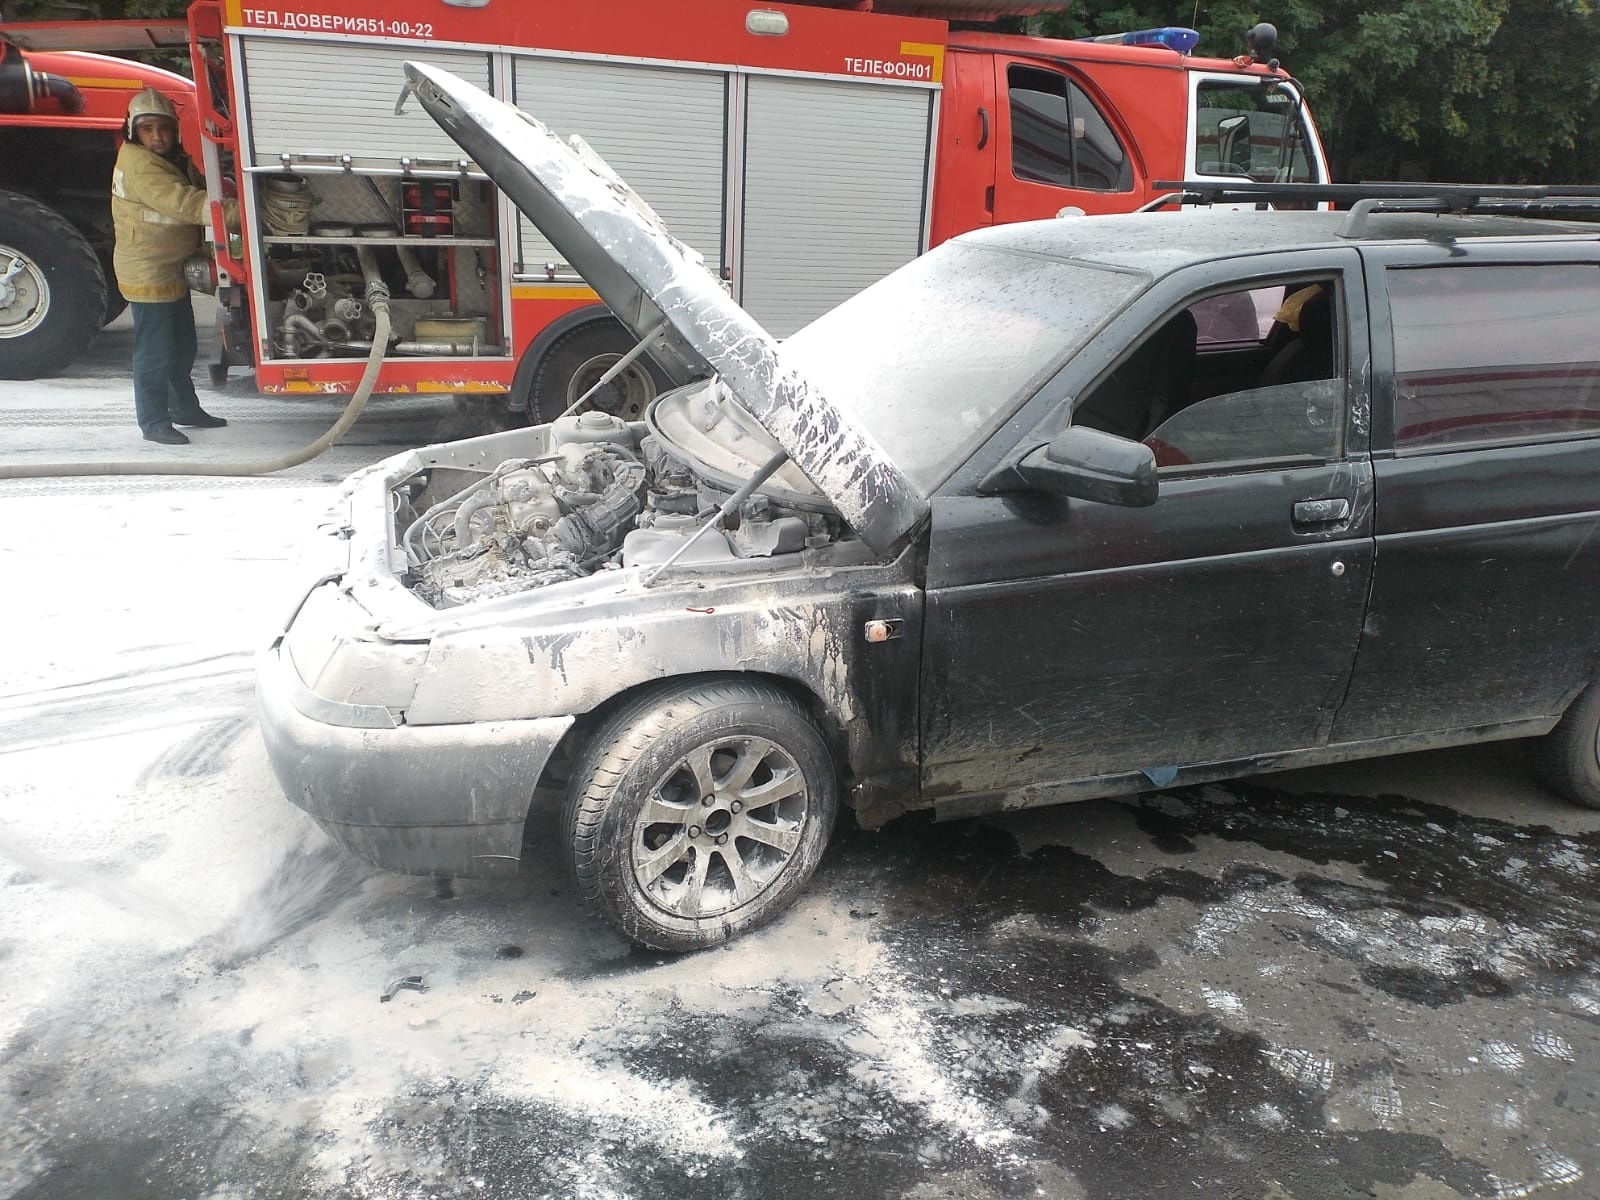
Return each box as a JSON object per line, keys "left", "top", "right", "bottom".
{"left": 1532, "top": 683, "right": 1600, "bottom": 809}
{"left": 0, "top": 190, "right": 106, "bottom": 380}
{"left": 566, "top": 679, "right": 838, "bottom": 951}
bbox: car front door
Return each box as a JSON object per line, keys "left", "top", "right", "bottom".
{"left": 919, "top": 251, "right": 1375, "bottom": 810}
{"left": 1328, "top": 243, "right": 1600, "bottom": 743}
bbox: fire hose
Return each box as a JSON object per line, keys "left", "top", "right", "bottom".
{"left": 259, "top": 173, "right": 315, "bottom": 236}
{"left": 0, "top": 283, "right": 391, "bottom": 481}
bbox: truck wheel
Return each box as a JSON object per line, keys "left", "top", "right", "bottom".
{"left": 566, "top": 679, "right": 838, "bottom": 951}
{"left": 525, "top": 317, "right": 669, "bottom": 426}
{"left": 1532, "top": 683, "right": 1600, "bottom": 809}
{"left": 0, "top": 190, "right": 107, "bottom": 380}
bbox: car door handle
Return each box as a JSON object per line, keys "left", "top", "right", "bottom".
{"left": 1293, "top": 497, "right": 1351, "bottom": 524}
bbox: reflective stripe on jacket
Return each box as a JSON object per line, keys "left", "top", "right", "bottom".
{"left": 111, "top": 141, "right": 209, "bottom": 303}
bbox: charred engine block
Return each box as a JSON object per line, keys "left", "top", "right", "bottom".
{"left": 631, "top": 434, "right": 827, "bottom": 558}
{"left": 407, "top": 442, "right": 646, "bottom": 606}
{"left": 402, "top": 413, "right": 841, "bottom": 608}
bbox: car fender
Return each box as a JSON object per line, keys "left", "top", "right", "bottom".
{"left": 403, "top": 556, "right": 924, "bottom": 808}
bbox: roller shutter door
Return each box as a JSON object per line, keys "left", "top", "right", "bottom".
{"left": 241, "top": 39, "right": 492, "bottom": 169}
{"left": 741, "top": 76, "right": 932, "bottom": 337}
{"left": 513, "top": 57, "right": 727, "bottom": 275}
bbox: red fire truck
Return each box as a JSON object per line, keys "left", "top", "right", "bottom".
{"left": 4, "top": 1, "right": 1328, "bottom": 419}
{"left": 0, "top": 21, "right": 201, "bottom": 378}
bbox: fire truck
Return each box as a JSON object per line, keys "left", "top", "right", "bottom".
{"left": 3, "top": 1, "right": 1328, "bottom": 419}
{"left": 0, "top": 22, "right": 200, "bottom": 378}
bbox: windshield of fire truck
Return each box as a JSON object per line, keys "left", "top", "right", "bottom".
{"left": 778, "top": 241, "right": 1144, "bottom": 492}
{"left": 1194, "top": 80, "right": 1316, "bottom": 184}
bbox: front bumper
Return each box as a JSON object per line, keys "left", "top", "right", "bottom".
{"left": 256, "top": 639, "right": 575, "bottom": 880}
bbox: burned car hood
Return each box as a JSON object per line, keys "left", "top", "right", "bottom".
{"left": 402, "top": 61, "right": 927, "bottom": 556}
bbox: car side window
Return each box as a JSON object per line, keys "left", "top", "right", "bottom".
{"left": 1190, "top": 285, "right": 1285, "bottom": 345}
{"left": 1072, "top": 278, "right": 1344, "bottom": 470}
{"left": 1008, "top": 65, "right": 1132, "bottom": 193}
{"left": 1389, "top": 264, "right": 1600, "bottom": 450}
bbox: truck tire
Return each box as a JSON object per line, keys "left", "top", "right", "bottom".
{"left": 0, "top": 190, "right": 106, "bottom": 380}
{"left": 523, "top": 317, "right": 670, "bottom": 426}
{"left": 565, "top": 678, "right": 838, "bottom": 951}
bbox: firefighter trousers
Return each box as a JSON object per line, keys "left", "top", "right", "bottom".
{"left": 130, "top": 297, "right": 202, "bottom": 432}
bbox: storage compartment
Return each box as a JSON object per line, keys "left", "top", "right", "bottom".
{"left": 401, "top": 181, "right": 457, "bottom": 238}
{"left": 253, "top": 170, "right": 504, "bottom": 362}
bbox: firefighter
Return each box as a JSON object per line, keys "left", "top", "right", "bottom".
{"left": 111, "top": 87, "right": 238, "bottom": 445}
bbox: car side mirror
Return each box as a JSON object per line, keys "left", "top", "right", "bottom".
{"left": 1009, "top": 425, "right": 1157, "bottom": 507}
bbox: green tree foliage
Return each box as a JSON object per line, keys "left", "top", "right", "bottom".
{"left": 1043, "top": 0, "right": 1600, "bottom": 182}
{"left": 0, "top": 0, "right": 192, "bottom": 71}
{"left": 2, "top": 0, "right": 189, "bottom": 18}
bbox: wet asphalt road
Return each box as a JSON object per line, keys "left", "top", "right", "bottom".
{"left": 5, "top": 765, "right": 1597, "bottom": 1200}
{"left": 2, "top": 323, "right": 1598, "bottom": 1200}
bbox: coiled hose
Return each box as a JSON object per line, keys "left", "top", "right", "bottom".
{"left": 0, "top": 292, "right": 391, "bottom": 481}
{"left": 259, "top": 176, "right": 315, "bottom": 236}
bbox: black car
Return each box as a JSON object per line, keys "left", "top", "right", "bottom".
{"left": 258, "top": 64, "right": 1600, "bottom": 951}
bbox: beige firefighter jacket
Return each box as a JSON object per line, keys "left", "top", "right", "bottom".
{"left": 111, "top": 141, "right": 236, "bottom": 303}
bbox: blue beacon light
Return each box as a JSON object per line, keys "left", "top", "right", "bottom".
{"left": 1080, "top": 27, "right": 1202, "bottom": 55}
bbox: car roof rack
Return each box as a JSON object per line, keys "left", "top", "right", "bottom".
{"left": 1146, "top": 180, "right": 1600, "bottom": 237}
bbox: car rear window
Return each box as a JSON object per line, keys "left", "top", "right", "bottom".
{"left": 1389, "top": 264, "right": 1600, "bottom": 450}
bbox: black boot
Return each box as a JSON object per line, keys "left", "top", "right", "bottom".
{"left": 171, "top": 409, "right": 227, "bottom": 429}
{"left": 143, "top": 423, "right": 190, "bottom": 445}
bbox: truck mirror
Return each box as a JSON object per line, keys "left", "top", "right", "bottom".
{"left": 1218, "top": 114, "right": 1252, "bottom": 174}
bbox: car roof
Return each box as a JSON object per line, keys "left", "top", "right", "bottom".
{"left": 957, "top": 209, "right": 1600, "bottom": 278}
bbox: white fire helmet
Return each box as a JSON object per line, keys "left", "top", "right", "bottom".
{"left": 125, "top": 86, "right": 179, "bottom": 141}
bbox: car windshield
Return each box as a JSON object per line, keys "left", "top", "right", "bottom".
{"left": 778, "top": 241, "right": 1144, "bottom": 492}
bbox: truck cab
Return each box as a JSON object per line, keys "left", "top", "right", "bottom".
{"left": 932, "top": 29, "right": 1326, "bottom": 243}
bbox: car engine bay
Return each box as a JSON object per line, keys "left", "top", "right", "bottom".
{"left": 396, "top": 382, "right": 843, "bottom": 608}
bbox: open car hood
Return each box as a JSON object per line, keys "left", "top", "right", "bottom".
{"left": 402, "top": 61, "right": 927, "bottom": 557}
